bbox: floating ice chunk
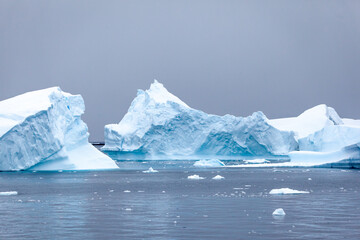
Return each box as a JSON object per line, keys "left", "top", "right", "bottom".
{"left": 194, "top": 159, "right": 225, "bottom": 167}
{"left": 272, "top": 208, "right": 286, "bottom": 216}
{"left": 269, "top": 188, "right": 309, "bottom": 195}
{"left": 187, "top": 174, "right": 205, "bottom": 180}
{"left": 244, "top": 159, "right": 269, "bottom": 164}
{"left": 142, "top": 167, "right": 158, "bottom": 173}
{"left": 212, "top": 175, "right": 225, "bottom": 180}
{"left": 123, "top": 190, "right": 131, "bottom": 193}
{"left": 0, "top": 191, "right": 18, "bottom": 196}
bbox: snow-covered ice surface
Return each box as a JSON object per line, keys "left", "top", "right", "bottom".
{"left": 269, "top": 105, "right": 360, "bottom": 168}
{"left": 272, "top": 208, "right": 286, "bottom": 216}
{"left": 0, "top": 168, "right": 359, "bottom": 239}
{"left": 269, "top": 188, "right": 309, "bottom": 195}
{"left": 193, "top": 159, "right": 225, "bottom": 167}
{"left": 103, "top": 80, "right": 297, "bottom": 159}
{"left": 0, "top": 87, "right": 118, "bottom": 171}
{"left": 269, "top": 104, "right": 343, "bottom": 140}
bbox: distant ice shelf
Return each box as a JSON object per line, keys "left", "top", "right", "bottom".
{"left": 0, "top": 87, "right": 118, "bottom": 171}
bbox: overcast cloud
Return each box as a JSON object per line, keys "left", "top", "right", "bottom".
{"left": 0, "top": 0, "right": 359, "bottom": 141}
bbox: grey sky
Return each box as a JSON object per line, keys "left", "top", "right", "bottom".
{"left": 0, "top": 0, "right": 359, "bottom": 141}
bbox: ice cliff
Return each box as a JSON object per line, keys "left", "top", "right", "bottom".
{"left": 0, "top": 87, "right": 118, "bottom": 171}
{"left": 103, "top": 80, "right": 298, "bottom": 159}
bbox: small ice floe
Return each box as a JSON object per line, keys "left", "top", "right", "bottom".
{"left": 187, "top": 174, "right": 205, "bottom": 180}
{"left": 272, "top": 208, "right": 286, "bottom": 216}
{"left": 212, "top": 175, "right": 225, "bottom": 180}
{"left": 308, "top": 178, "right": 312, "bottom": 181}
{"left": 124, "top": 208, "right": 132, "bottom": 211}
{"left": 109, "top": 190, "right": 115, "bottom": 193}
{"left": 142, "top": 167, "right": 158, "bottom": 173}
{"left": 244, "top": 159, "right": 269, "bottom": 164}
{"left": 0, "top": 191, "right": 18, "bottom": 196}
{"left": 269, "top": 188, "right": 309, "bottom": 195}
{"left": 123, "top": 190, "right": 131, "bottom": 193}
{"left": 193, "top": 159, "right": 225, "bottom": 168}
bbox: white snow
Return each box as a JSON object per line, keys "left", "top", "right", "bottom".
{"left": 193, "top": 159, "right": 225, "bottom": 167}
{"left": 272, "top": 208, "right": 286, "bottom": 216}
{"left": 269, "top": 104, "right": 343, "bottom": 139}
{"left": 212, "top": 175, "right": 225, "bottom": 180}
{"left": 187, "top": 174, "right": 205, "bottom": 180}
{"left": 342, "top": 118, "right": 360, "bottom": 128}
{"left": 244, "top": 159, "right": 269, "bottom": 164}
{"left": 0, "top": 87, "right": 118, "bottom": 171}
{"left": 0, "top": 191, "right": 18, "bottom": 196}
{"left": 269, "top": 188, "right": 309, "bottom": 195}
{"left": 142, "top": 167, "right": 158, "bottom": 173}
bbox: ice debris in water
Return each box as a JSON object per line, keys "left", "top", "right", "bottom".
{"left": 187, "top": 175, "right": 205, "bottom": 180}
{"left": 244, "top": 159, "right": 269, "bottom": 164}
{"left": 0, "top": 191, "right": 18, "bottom": 196}
{"left": 142, "top": 167, "right": 158, "bottom": 173}
{"left": 212, "top": 175, "right": 225, "bottom": 180}
{"left": 269, "top": 188, "right": 309, "bottom": 195}
{"left": 193, "top": 159, "right": 225, "bottom": 168}
{"left": 123, "top": 190, "right": 131, "bottom": 193}
{"left": 272, "top": 208, "right": 286, "bottom": 216}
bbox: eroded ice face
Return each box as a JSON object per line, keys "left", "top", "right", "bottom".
{"left": 0, "top": 87, "right": 117, "bottom": 171}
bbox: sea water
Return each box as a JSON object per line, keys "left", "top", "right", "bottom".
{"left": 0, "top": 163, "right": 359, "bottom": 239}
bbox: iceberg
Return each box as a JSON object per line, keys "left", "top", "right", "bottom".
{"left": 0, "top": 191, "right": 18, "bottom": 196}
{"left": 103, "top": 80, "right": 297, "bottom": 159}
{"left": 212, "top": 175, "right": 225, "bottom": 180}
{"left": 269, "top": 104, "right": 343, "bottom": 139}
{"left": 142, "top": 167, "right": 158, "bottom": 173}
{"left": 269, "top": 104, "right": 360, "bottom": 168}
{"left": 193, "top": 159, "right": 225, "bottom": 168}
{"left": 243, "top": 159, "right": 269, "bottom": 164}
{"left": 270, "top": 104, "right": 360, "bottom": 152}
{"left": 0, "top": 87, "right": 118, "bottom": 171}
{"left": 272, "top": 208, "right": 286, "bottom": 216}
{"left": 187, "top": 174, "right": 205, "bottom": 180}
{"left": 269, "top": 188, "right": 309, "bottom": 195}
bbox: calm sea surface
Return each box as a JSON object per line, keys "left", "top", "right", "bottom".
{"left": 0, "top": 161, "right": 359, "bottom": 239}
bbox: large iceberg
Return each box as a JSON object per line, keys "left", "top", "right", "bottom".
{"left": 269, "top": 104, "right": 360, "bottom": 167}
{"left": 103, "top": 80, "right": 297, "bottom": 159}
{"left": 0, "top": 87, "right": 118, "bottom": 171}
{"left": 269, "top": 104, "right": 360, "bottom": 152}
{"left": 103, "top": 80, "right": 360, "bottom": 168}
